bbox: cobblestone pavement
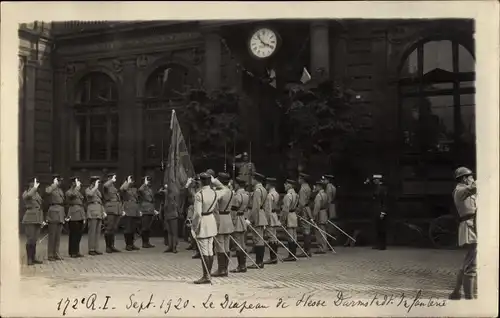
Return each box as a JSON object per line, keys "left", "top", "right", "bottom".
{"left": 11, "top": 235, "right": 471, "bottom": 317}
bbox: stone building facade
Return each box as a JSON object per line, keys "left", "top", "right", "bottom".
{"left": 19, "top": 20, "right": 475, "bottom": 224}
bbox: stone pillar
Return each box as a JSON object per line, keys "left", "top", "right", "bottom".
{"left": 23, "top": 60, "right": 37, "bottom": 181}
{"left": 310, "top": 21, "right": 330, "bottom": 80}
{"left": 204, "top": 31, "right": 222, "bottom": 92}
{"left": 118, "top": 60, "right": 137, "bottom": 179}
{"left": 52, "top": 66, "right": 67, "bottom": 176}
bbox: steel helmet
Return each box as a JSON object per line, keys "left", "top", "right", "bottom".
{"left": 454, "top": 167, "right": 473, "bottom": 180}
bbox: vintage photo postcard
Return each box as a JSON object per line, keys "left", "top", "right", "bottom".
{"left": 1, "top": 1, "right": 499, "bottom": 317}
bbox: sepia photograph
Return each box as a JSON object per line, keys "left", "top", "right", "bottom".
{"left": 1, "top": 2, "right": 498, "bottom": 317}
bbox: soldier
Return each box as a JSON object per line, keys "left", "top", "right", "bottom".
{"left": 324, "top": 175, "right": 337, "bottom": 220}
{"left": 185, "top": 175, "right": 202, "bottom": 258}
{"left": 22, "top": 177, "right": 45, "bottom": 265}
{"left": 312, "top": 178, "right": 329, "bottom": 254}
{"left": 229, "top": 177, "right": 250, "bottom": 273}
{"left": 66, "top": 176, "right": 86, "bottom": 258}
{"left": 163, "top": 185, "right": 180, "bottom": 254}
{"left": 247, "top": 172, "right": 268, "bottom": 269}
{"left": 245, "top": 184, "right": 254, "bottom": 254}
{"left": 85, "top": 176, "right": 105, "bottom": 255}
{"left": 211, "top": 172, "right": 234, "bottom": 277}
{"left": 103, "top": 173, "right": 123, "bottom": 253}
{"left": 45, "top": 174, "right": 67, "bottom": 261}
{"left": 282, "top": 179, "right": 299, "bottom": 262}
{"left": 449, "top": 167, "right": 477, "bottom": 300}
{"left": 364, "top": 174, "right": 389, "bottom": 250}
{"left": 120, "top": 175, "right": 141, "bottom": 251}
{"left": 138, "top": 176, "right": 159, "bottom": 248}
{"left": 190, "top": 172, "right": 223, "bottom": 284}
{"left": 296, "top": 172, "right": 313, "bottom": 258}
{"left": 234, "top": 152, "right": 256, "bottom": 184}
{"left": 263, "top": 177, "right": 281, "bottom": 265}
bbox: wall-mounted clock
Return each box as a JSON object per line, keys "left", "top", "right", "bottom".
{"left": 248, "top": 27, "right": 279, "bottom": 59}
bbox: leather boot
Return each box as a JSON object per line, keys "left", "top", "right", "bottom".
{"left": 264, "top": 243, "right": 278, "bottom": 264}
{"left": 463, "top": 275, "right": 476, "bottom": 299}
{"left": 248, "top": 246, "right": 262, "bottom": 269}
{"left": 131, "top": 234, "right": 140, "bottom": 250}
{"left": 125, "top": 234, "right": 134, "bottom": 251}
{"left": 448, "top": 270, "right": 464, "bottom": 300}
{"left": 31, "top": 244, "right": 43, "bottom": 264}
{"left": 297, "top": 235, "right": 310, "bottom": 257}
{"left": 110, "top": 235, "right": 121, "bottom": 252}
{"left": 142, "top": 231, "right": 155, "bottom": 248}
{"left": 194, "top": 256, "right": 211, "bottom": 284}
{"left": 283, "top": 242, "right": 297, "bottom": 262}
{"left": 105, "top": 235, "right": 113, "bottom": 253}
{"left": 230, "top": 251, "right": 244, "bottom": 273}
{"left": 212, "top": 253, "right": 227, "bottom": 277}
{"left": 26, "top": 244, "right": 33, "bottom": 266}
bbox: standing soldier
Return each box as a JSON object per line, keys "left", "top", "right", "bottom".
{"left": 120, "top": 176, "right": 141, "bottom": 251}
{"left": 185, "top": 175, "right": 199, "bottom": 252}
{"left": 22, "top": 177, "right": 45, "bottom": 265}
{"left": 449, "top": 167, "right": 477, "bottom": 300}
{"left": 66, "top": 177, "right": 86, "bottom": 258}
{"left": 264, "top": 177, "right": 281, "bottom": 265}
{"left": 138, "top": 176, "right": 158, "bottom": 248}
{"left": 245, "top": 184, "right": 254, "bottom": 254}
{"left": 234, "top": 152, "right": 256, "bottom": 184}
{"left": 45, "top": 174, "right": 66, "bottom": 261}
{"left": 324, "top": 174, "right": 337, "bottom": 220}
{"left": 247, "top": 172, "right": 268, "bottom": 269}
{"left": 103, "top": 173, "right": 123, "bottom": 253}
{"left": 229, "top": 177, "right": 250, "bottom": 273}
{"left": 163, "top": 185, "right": 180, "bottom": 254}
{"left": 296, "top": 173, "right": 312, "bottom": 258}
{"left": 211, "top": 172, "right": 234, "bottom": 277}
{"left": 364, "top": 174, "right": 389, "bottom": 250}
{"left": 190, "top": 173, "right": 222, "bottom": 284}
{"left": 282, "top": 179, "right": 299, "bottom": 262}
{"left": 85, "top": 176, "right": 105, "bottom": 255}
{"left": 312, "top": 178, "right": 329, "bottom": 254}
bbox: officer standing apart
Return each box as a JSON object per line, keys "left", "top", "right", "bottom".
{"left": 190, "top": 173, "right": 222, "bottom": 284}
{"left": 264, "top": 177, "right": 281, "bottom": 265}
{"left": 85, "top": 176, "right": 105, "bottom": 255}
{"left": 163, "top": 183, "right": 180, "bottom": 254}
{"left": 297, "top": 173, "right": 313, "bottom": 258}
{"left": 22, "top": 177, "right": 45, "bottom": 265}
{"left": 103, "top": 173, "right": 123, "bottom": 253}
{"left": 66, "top": 177, "right": 86, "bottom": 258}
{"left": 211, "top": 172, "right": 234, "bottom": 277}
{"left": 247, "top": 172, "right": 268, "bottom": 269}
{"left": 45, "top": 174, "right": 67, "bottom": 261}
{"left": 138, "top": 176, "right": 159, "bottom": 248}
{"left": 229, "top": 177, "right": 250, "bottom": 273}
{"left": 449, "top": 167, "right": 477, "bottom": 300}
{"left": 364, "top": 174, "right": 388, "bottom": 250}
{"left": 312, "top": 178, "right": 329, "bottom": 254}
{"left": 282, "top": 179, "right": 299, "bottom": 262}
{"left": 121, "top": 176, "right": 141, "bottom": 251}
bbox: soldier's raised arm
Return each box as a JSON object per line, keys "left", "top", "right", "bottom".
{"left": 45, "top": 183, "right": 58, "bottom": 194}
{"left": 120, "top": 180, "right": 130, "bottom": 192}
{"left": 191, "top": 192, "right": 203, "bottom": 232}
{"left": 455, "top": 182, "right": 477, "bottom": 200}
{"left": 86, "top": 186, "right": 97, "bottom": 197}
{"left": 23, "top": 186, "right": 38, "bottom": 199}
{"left": 103, "top": 178, "right": 114, "bottom": 189}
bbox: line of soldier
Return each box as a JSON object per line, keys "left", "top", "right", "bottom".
{"left": 21, "top": 173, "right": 161, "bottom": 265}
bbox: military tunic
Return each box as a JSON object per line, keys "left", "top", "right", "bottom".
{"left": 103, "top": 180, "right": 122, "bottom": 235}
{"left": 453, "top": 182, "right": 477, "bottom": 277}
{"left": 249, "top": 183, "right": 268, "bottom": 246}
{"left": 120, "top": 182, "right": 141, "bottom": 235}
{"left": 213, "top": 179, "right": 234, "bottom": 253}
{"left": 85, "top": 185, "right": 105, "bottom": 252}
{"left": 282, "top": 188, "right": 299, "bottom": 240}
{"left": 22, "top": 187, "right": 44, "bottom": 245}
{"left": 313, "top": 190, "right": 329, "bottom": 252}
{"left": 264, "top": 188, "right": 281, "bottom": 243}
{"left": 372, "top": 183, "right": 389, "bottom": 249}
{"left": 45, "top": 184, "right": 65, "bottom": 258}
{"left": 138, "top": 184, "right": 155, "bottom": 232}
{"left": 298, "top": 183, "right": 312, "bottom": 235}
{"left": 192, "top": 185, "right": 220, "bottom": 256}
{"left": 231, "top": 188, "right": 250, "bottom": 251}
{"left": 325, "top": 182, "right": 337, "bottom": 219}
{"left": 66, "top": 187, "right": 86, "bottom": 256}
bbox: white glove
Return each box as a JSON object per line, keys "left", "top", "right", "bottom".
{"left": 185, "top": 178, "right": 193, "bottom": 188}
{"left": 245, "top": 219, "right": 251, "bottom": 226}
{"left": 53, "top": 177, "right": 59, "bottom": 186}
{"left": 121, "top": 211, "right": 126, "bottom": 216}
{"left": 33, "top": 178, "right": 40, "bottom": 189}
{"left": 103, "top": 212, "right": 108, "bottom": 219}
{"left": 154, "top": 210, "right": 160, "bottom": 216}
{"left": 139, "top": 211, "right": 143, "bottom": 217}
{"left": 41, "top": 221, "right": 47, "bottom": 228}
{"left": 211, "top": 176, "right": 216, "bottom": 183}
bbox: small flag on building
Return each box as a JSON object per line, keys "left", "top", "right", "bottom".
{"left": 162, "top": 68, "right": 171, "bottom": 84}
{"left": 300, "top": 67, "right": 312, "bottom": 84}
{"left": 268, "top": 69, "right": 277, "bottom": 88}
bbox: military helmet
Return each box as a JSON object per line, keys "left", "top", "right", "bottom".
{"left": 454, "top": 167, "right": 473, "bottom": 180}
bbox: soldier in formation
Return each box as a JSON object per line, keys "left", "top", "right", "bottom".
{"left": 247, "top": 172, "right": 268, "bottom": 269}
{"left": 45, "top": 174, "right": 67, "bottom": 261}
{"left": 282, "top": 179, "right": 299, "bottom": 262}
{"left": 229, "top": 176, "right": 250, "bottom": 273}
{"left": 103, "top": 173, "right": 122, "bottom": 253}
{"left": 312, "top": 178, "right": 329, "bottom": 254}
{"left": 263, "top": 177, "right": 281, "bottom": 265}
{"left": 296, "top": 173, "right": 312, "bottom": 258}
{"left": 138, "top": 176, "right": 158, "bottom": 248}
{"left": 22, "top": 177, "right": 44, "bottom": 265}
{"left": 121, "top": 176, "right": 141, "bottom": 251}
{"left": 66, "top": 177, "right": 86, "bottom": 258}
{"left": 86, "top": 176, "right": 105, "bottom": 255}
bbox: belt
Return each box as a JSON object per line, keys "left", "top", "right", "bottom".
{"left": 289, "top": 209, "right": 296, "bottom": 213}
{"left": 88, "top": 201, "right": 101, "bottom": 205}
{"left": 230, "top": 206, "right": 238, "bottom": 211}
{"left": 236, "top": 212, "right": 245, "bottom": 216}
{"left": 272, "top": 209, "right": 279, "bottom": 213}
{"left": 459, "top": 214, "right": 476, "bottom": 222}
{"left": 124, "top": 201, "right": 138, "bottom": 204}
{"left": 50, "top": 203, "right": 63, "bottom": 206}
{"left": 71, "top": 204, "right": 84, "bottom": 207}
{"left": 201, "top": 211, "right": 213, "bottom": 216}
{"left": 219, "top": 211, "right": 231, "bottom": 215}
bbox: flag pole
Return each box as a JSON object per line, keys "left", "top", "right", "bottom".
{"left": 232, "top": 131, "right": 236, "bottom": 182}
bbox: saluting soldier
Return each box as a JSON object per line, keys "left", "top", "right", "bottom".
{"left": 324, "top": 175, "right": 337, "bottom": 220}
{"left": 234, "top": 152, "right": 256, "bottom": 184}
{"left": 296, "top": 173, "right": 312, "bottom": 258}
{"left": 312, "top": 178, "right": 329, "bottom": 254}
{"left": 245, "top": 184, "right": 254, "bottom": 254}
{"left": 120, "top": 175, "right": 141, "bottom": 251}
{"left": 66, "top": 177, "right": 86, "bottom": 258}
{"left": 247, "top": 172, "right": 268, "bottom": 269}
{"left": 138, "top": 176, "right": 159, "bottom": 248}
{"left": 211, "top": 172, "right": 234, "bottom": 277}
{"left": 449, "top": 167, "right": 477, "bottom": 300}
{"left": 282, "top": 179, "right": 299, "bottom": 262}
{"left": 85, "top": 176, "right": 105, "bottom": 255}
{"left": 22, "top": 177, "right": 45, "bottom": 265}
{"left": 190, "top": 173, "right": 223, "bottom": 284}
{"left": 364, "top": 174, "right": 389, "bottom": 250}
{"left": 264, "top": 177, "right": 281, "bottom": 265}
{"left": 229, "top": 177, "right": 250, "bottom": 273}
{"left": 103, "top": 173, "right": 123, "bottom": 253}
{"left": 45, "top": 174, "right": 66, "bottom": 261}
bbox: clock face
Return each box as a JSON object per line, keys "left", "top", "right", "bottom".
{"left": 249, "top": 28, "right": 278, "bottom": 59}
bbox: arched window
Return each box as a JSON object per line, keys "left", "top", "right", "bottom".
{"left": 399, "top": 40, "right": 475, "bottom": 164}
{"left": 144, "top": 64, "right": 190, "bottom": 100}
{"left": 73, "top": 72, "right": 119, "bottom": 162}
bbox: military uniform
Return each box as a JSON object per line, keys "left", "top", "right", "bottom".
{"left": 22, "top": 181, "right": 44, "bottom": 265}
{"left": 120, "top": 179, "right": 141, "bottom": 251}
{"left": 236, "top": 152, "right": 256, "bottom": 184}
{"left": 370, "top": 175, "right": 388, "bottom": 250}
{"left": 185, "top": 184, "right": 197, "bottom": 251}
{"left": 212, "top": 173, "right": 234, "bottom": 277}
{"left": 138, "top": 178, "right": 156, "bottom": 248}
{"left": 103, "top": 174, "right": 122, "bottom": 252}
{"left": 313, "top": 180, "right": 329, "bottom": 253}
{"left": 230, "top": 177, "right": 250, "bottom": 273}
{"left": 65, "top": 177, "right": 86, "bottom": 258}
{"left": 45, "top": 175, "right": 66, "bottom": 261}
{"left": 297, "top": 173, "right": 312, "bottom": 257}
{"left": 264, "top": 178, "right": 281, "bottom": 265}
{"left": 282, "top": 179, "right": 299, "bottom": 262}
{"left": 192, "top": 173, "right": 220, "bottom": 284}
{"left": 85, "top": 176, "right": 105, "bottom": 255}
{"left": 324, "top": 175, "right": 337, "bottom": 220}
{"left": 248, "top": 173, "right": 268, "bottom": 269}
{"left": 163, "top": 186, "right": 180, "bottom": 254}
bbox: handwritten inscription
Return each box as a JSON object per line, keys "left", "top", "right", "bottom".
{"left": 55, "top": 290, "right": 447, "bottom": 316}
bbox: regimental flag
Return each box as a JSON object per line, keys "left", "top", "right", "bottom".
{"left": 164, "top": 110, "right": 195, "bottom": 218}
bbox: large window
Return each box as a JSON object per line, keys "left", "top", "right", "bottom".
{"left": 74, "top": 72, "right": 119, "bottom": 162}
{"left": 399, "top": 40, "right": 475, "bottom": 162}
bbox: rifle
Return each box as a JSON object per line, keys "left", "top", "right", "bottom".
{"left": 232, "top": 131, "right": 236, "bottom": 183}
